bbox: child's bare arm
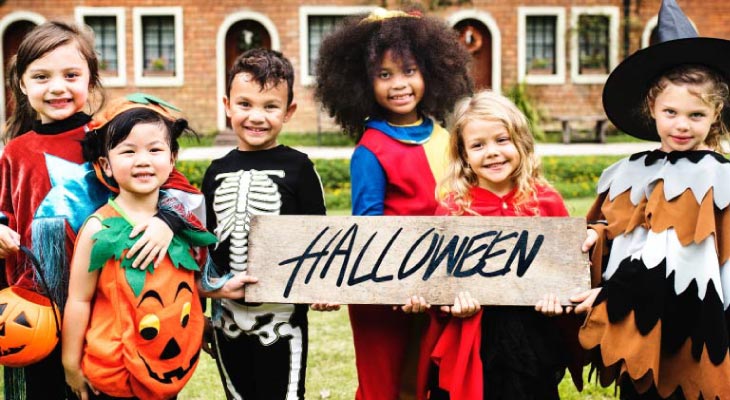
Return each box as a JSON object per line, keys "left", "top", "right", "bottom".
{"left": 198, "top": 272, "right": 258, "bottom": 300}
{"left": 570, "top": 228, "right": 602, "bottom": 314}
{"left": 63, "top": 218, "right": 102, "bottom": 400}
{"left": 125, "top": 217, "right": 173, "bottom": 270}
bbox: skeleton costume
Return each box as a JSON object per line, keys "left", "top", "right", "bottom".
{"left": 202, "top": 145, "right": 325, "bottom": 400}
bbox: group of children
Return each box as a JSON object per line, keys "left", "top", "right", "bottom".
{"left": 1, "top": 0, "right": 730, "bottom": 398}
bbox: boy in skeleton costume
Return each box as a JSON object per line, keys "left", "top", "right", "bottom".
{"left": 202, "top": 48, "right": 327, "bottom": 400}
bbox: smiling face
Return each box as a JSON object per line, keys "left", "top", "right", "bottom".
{"left": 372, "top": 50, "right": 425, "bottom": 125}
{"left": 101, "top": 122, "right": 175, "bottom": 198}
{"left": 20, "top": 42, "right": 91, "bottom": 124}
{"left": 461, "top": 118, "right": 520, "bottom": 196}
{"left": 651, "top": 82, "right": 717, "bottom": 152}
{"left": 224, "top": 72, "right": 297, "bottom": 152}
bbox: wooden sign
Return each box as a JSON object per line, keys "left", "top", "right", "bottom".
{"left": 246, "top": 216, "right": 590, "bottom": 305}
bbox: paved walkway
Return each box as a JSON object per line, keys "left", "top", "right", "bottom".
{"left": 177, "top": 142, "right": 659, "bottom": 161}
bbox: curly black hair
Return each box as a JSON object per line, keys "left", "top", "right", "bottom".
{"left": 314, "top": 12, "right": 473, "bottom": 140}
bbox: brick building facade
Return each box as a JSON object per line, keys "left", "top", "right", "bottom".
{"left": 1, "top": 0, "right": 728, "bottom": 134}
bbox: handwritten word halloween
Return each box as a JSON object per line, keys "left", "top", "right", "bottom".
{"left": 280, "top": 224, "right": 543, "bottom": 298}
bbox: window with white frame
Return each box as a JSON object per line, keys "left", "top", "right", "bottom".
{"left": 142, "top": 16, "right": 175, "bottom": 75}
{"left": 518, "top": 7, "right": 566, "bottom": 84}
{"left": 133, "top": 7, "right": 183, "bottom": 87}
{"left": 299, "top": 6, "right": 377, "bottom": 85}
{"left": 570, "top": 7, "right": 619, "bottom": 84}
{"left": 526, "top": 16, "right": 557, "bottom": 74}
{"left": 75, "top": 7, "right": 126, "bottom": 87}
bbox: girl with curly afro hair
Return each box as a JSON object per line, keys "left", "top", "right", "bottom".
{"left": 314, "top": 8, "right": 472, "bottom": 400}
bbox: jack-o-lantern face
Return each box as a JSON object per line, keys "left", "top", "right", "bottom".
{"left": 0, "top": 286, "right": 60, "bottom": 367}
{"left": 134, "top": 280, "right": 200, "bottom": 384}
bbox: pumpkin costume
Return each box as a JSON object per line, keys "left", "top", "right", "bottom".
{"left": 0, "top": 106, "right": 202, "bottom": 399}
{"left": 78, "top": 200, "right": 215, "bottom": 400}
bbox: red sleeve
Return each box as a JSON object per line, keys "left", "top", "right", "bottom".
{"left": 162, "top": 168, "right": 201, "bottom": 194}
{"left": 536, "top": 185, "right": 569, "bottom": 217}
{"left": 434, "top": 193, "right": 457, "bottom": 216}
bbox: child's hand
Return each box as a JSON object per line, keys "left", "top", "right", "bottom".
{"left": 440, "top": 291, "right": 480, "bottom": 318}
{"left": 535, "top": 293, "right": 565, "bottom": 316}
{"left": 582, "top": 229, "right": 599, "bottom": 252}
{"left": 126, "top": 217, "right": 173, "bottom": 269}
{"left": 218, "top": 272, "right": 259, "bottom": 300}
{"left": 399, "top": 295, "right": 430, "bottom": 313}
{"left": 571, "top": 288, "right": 601, "bottom": 314}
{"left": 65, "top": 366, "right": 99, "bottom": 400}
{"left": 0, "top": 225, "right": 20, "bottom": 258}
{"left": 311, "top": 303, "right": 341, "bottom": 312}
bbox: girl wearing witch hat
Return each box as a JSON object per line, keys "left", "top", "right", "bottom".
{"left": 572, "top": 0, "right": 730, "bottom": 398}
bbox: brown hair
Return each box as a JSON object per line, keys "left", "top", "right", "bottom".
{"left": 644, "top": 64, "right": 730, "bottom": 151}
{"left": 226, "top": 48, "right": 294, "bottom": 106}
{"left": 439, "top": 90, "right": 549, "bottom": 215}
{"left": 4, "top": 20, "right": 104, "bottom": 142}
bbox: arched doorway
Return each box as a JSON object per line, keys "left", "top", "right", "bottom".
{"left": 455, "top": 19, "right": 493, "bottom": 90}
{"left": 3, "top": 20, "right": 37, "bottom": 122}
{"left": 223, "top": 20, "right": 272, "bottom": 129}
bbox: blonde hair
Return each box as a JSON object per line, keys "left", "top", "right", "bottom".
{"left": 438, "top": 90, "right": 549, "bottom": 215}
{"left": 645, "top": 64, "right": 730, "bottom": 152}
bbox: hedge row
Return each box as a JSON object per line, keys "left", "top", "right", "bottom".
{"left": 176, "top": 154, "right": 625, "bottom": 210}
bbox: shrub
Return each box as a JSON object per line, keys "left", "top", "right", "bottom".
{"left": 177, "top": 155, "right": 625, "bottom": 210}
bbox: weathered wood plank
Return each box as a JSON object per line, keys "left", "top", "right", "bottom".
{"left": 246, "top": 216, "right": 590, "bottom": 305}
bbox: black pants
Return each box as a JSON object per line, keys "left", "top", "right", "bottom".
{"left": 211, "top": 318, "right": 308, "bottom": 399}
{"left": 620, "top": 381, "right": 687, "bottom": 400}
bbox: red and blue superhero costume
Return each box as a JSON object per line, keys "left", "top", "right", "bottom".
{"left": 349, "top": 117, "right": 449, "bottom": 399}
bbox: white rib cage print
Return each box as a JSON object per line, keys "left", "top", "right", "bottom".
{"left": 213, "top": 169, "right": 284, "bottom": 272}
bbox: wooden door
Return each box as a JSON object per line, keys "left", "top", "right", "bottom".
{"left": 3, "top": 20, "right": 37, "bottom": 121}
{"left": 455, "top": 19, "right": 492, "bottom": 90}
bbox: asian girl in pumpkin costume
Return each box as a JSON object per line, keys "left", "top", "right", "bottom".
{"left": 0, "top": 21, "right": 204, "bottom": 400}
{"left": 572, "top": 0, "right": 730, "bottom": 398}
{"left": 61, "top": 102, "right": 256, "bottom": 400}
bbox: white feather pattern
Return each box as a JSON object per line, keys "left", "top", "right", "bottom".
{"left": 597, "top": 153, "right": 730, "bottom": 207}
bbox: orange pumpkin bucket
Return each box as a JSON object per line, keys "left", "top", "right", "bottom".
{"left": 0, "top": 286, "right": 60, "bottom": 367}
{"left": 0, "top": 246, "right": 61, "bottom": 367}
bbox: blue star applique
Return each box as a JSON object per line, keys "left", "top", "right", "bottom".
{"left": 34, "top": 154, "right": 111, "bottom": 233}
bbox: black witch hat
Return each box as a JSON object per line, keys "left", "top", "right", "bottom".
{"left": 602, "top": 0, "right": 730, "bottom": 141}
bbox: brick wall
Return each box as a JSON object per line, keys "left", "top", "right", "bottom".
{"left": 1, "top": 0, "right": 728, "bottom": 135}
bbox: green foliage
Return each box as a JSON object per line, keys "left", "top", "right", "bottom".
{"left": 314, "top": 159, "right": 352, "bottom": 210}
{"left": 506, "top": 82, "right": 545, "bottom": 141}
{"left": 278, "top": 132, "right": 356, "bottom": 147}
{"left": 178, "top": 134, "right": 216, "bottom": 148}
{"left": 176, "top": 160, "right": 211, "bottom": 189}
{"left": 177, "top": 155, "right": 625, "bottom": 211}
{"left": 542, "top": 155, "right": 623, "bottom": 198}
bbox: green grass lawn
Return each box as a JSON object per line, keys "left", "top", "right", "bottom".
{"left": 2, "top": 197, "right": 613, "bottom": 399}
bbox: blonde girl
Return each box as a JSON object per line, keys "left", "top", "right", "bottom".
{"left": 428, "top": 90, "right": 575, "bottom": 400}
